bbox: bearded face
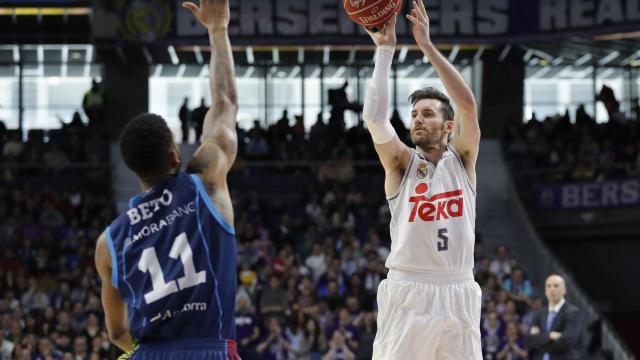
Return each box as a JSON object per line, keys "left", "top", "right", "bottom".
{"left": 409, "top": 98, "right": 453, "bottom": 149}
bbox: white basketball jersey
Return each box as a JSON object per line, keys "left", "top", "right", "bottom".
{"left": 386, "top": 144, "right": 476, "bottom": 272}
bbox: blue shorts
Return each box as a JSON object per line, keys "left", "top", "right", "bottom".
{"left": 128, "top": 338, "right": 240, "bottom": 360}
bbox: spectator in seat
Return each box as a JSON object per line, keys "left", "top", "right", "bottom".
{"left": 521, "top": 297, "right": 544, "bottom": 334}
{"left": 490, "top": 245, "right": 513, "bottom": 281}
{"left": 236, "top": 294, "right": 260, "bottom": 359}
{"left": 502, "top": 300, "right": 520, "bottom": 324}
{"left": 482, "top": 311, "right": 505, "bottom": 360}
{"left": 496, "top": 322, "right": 528, "bottom": 359}
{"left": 259, "top": 275, "right": 290, "bottom": 326}
{"left": 256, "top": 317, "right": 292, "bottom": 360}
{"left": 0, "top": 331, "right": 14, "bottom": 360}
{"left": 322, "top": 330, "right": 355, "bottom": 360}
{"left": 475, "top": 258, "right": 492, "bottom": 286}
{"left": 504, "top": 267, "right": 533, "bottom": 310}
{"left": 303, "top": 317, "right": 327, "bottom": 360}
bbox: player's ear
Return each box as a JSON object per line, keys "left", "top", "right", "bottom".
{"left": 168, "top": 147, "right": 181, "bottom": 170}
{"left": 445, "top": 119, "right": 455, "bottom": 133}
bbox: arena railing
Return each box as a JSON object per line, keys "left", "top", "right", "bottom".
{"left": 506, "top": 170, "right": 635, "bottom": 360}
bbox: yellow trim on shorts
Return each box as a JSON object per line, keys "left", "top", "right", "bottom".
{"left": 117, "top": 339, "right": 139, "bottom": 360}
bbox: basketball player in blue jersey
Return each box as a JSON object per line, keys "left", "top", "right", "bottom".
{"left": 94, "top": 1, "right": 240, "bottom": 359}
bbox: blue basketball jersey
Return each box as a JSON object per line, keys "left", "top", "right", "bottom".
{"left": 106, "top": 172, "right": 237, "bottom": 343}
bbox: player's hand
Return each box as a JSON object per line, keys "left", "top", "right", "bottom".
{"left": 364, "top": 15, "right": 397, "bottom": 47}
{"left": 183, "top": 0, "right": 230, "bottom": 31}
{"left": 530, "top": 326, "right": 540, "bottom": 335}
{"left": 406, "top": 0, "right": 432, "bottom": 50}
{"left": 549, "top": 331, "right": 562, "bottom": 340}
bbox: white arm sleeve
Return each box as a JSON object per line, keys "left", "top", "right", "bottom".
{"left": 363, "top": 46, "right": 396, "bottom": 144}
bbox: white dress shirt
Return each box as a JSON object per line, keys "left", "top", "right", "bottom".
{"left": 548, "top": 297, "right": 566, "bottom": 313}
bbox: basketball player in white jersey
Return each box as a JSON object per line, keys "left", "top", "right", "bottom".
{"left": 364, "top": 2, "right": 482, "bottom": 359}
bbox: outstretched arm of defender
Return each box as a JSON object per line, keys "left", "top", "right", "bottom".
{"left": 363, "top": 15, "right": 412, "bottom": 194}
{"left": 184, "top": 0, "right": 238, "bottom": 179}
{"left": 407, "top": 1, "right": 480, "bottom": 169}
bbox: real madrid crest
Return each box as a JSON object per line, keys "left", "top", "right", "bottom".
{"left": 417, "top": 163, "right": 428, "bottom": 179}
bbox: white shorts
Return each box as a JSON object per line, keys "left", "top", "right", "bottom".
{"left": 372, "top": 269, "right": 482, "bottom": 360}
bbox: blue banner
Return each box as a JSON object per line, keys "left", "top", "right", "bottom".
{"left": 93, "top": 0, "right": 640, "bottom": 44}
{"left": 535, "top": 179, "right": 640, "bottom": 211}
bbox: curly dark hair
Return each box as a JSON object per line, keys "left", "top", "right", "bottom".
{"left": 408, "top": 87, "right": 455, "bottom": 121}
{"left": 119, "top": 113, "right": 174, "bottom": 178}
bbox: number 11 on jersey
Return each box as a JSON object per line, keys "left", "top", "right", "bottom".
{"left": 138, "top": 233, "right": 206, "bottom": 304}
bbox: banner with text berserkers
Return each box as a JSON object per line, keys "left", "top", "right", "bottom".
{"left": 95, "top": 0, "right": 640, "bottom": 44}
{"left": 534, "top": 179, "right": 640, "bottom": 211}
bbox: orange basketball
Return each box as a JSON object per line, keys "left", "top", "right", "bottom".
{"left": 343, "top": 0, "right": 403, "bottom": 29}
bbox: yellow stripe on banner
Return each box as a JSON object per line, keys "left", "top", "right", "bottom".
{"left": 0, "top": 7, "right": 91, "bottom": 16}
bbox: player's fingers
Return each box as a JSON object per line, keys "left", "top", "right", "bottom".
{"left": 407, "top": 10, "right": 424, "bottom": 26}
{"left": 409, "top": 8, "right": 421, "bottom": 24}
{"left": 182, "top": 2, "right": 199, "bottom": 14}
{"left": 413, "top": 1, "right": 427, "bottom": 22}
{"left": 406, "top": 14, "right": 421, "bottom": 26}
{"left": 417, "top": 0, "right": 428, "bottom": 19}
{"left": 411, "top": 4, "right": 423, "bottom": 23}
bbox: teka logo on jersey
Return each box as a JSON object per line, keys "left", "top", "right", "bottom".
{"left": 408, "top": 183, "right": 463, "bottom": 222}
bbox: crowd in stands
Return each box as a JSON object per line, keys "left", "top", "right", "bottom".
{"left": 0, "top": 140, "right": 550, "bottom": 360}
{"left": 2, "top": 94, "right": 622, "bottom": 359}
{"left": 233, "top": 109, "right": 408, "bottom": 165}
{"left": 0, "top": 181, "right": 116, "bottom": 359}
{"left": 503, "top": 94, "right": 640, "bottom": 184}
{"left": 234, "top": 172, "right": 548, "bottom": 360}
{"left": 0, "top": 115, "right": 110, "bottom": 188}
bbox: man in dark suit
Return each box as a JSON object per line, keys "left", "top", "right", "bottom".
{"left": 524, "top": 274, "right": 584, "bottom": 360}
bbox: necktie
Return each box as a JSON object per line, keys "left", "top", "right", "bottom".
{"left": 542, "top": 310, "right": 557, "bottom": 360}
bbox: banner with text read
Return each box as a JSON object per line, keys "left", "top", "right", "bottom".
{"left": 535, "top": 179, "right": 640, "bottom": 211}
{"left": 93, "top": 0, "right": 640, "bottom": 44}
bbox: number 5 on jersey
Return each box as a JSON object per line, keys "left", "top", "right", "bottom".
{"left": 437, "top": 228, "right": 449, "bottom": 252}
{"left": 138, "top": 233, "right": 206, "bottom": 304}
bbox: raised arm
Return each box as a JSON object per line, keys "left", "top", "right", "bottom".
{"left": 363, "top": 15, "right": 412, "bottom": 197}
{"left": 184, "top": 0, "right": 238, "bottom": 181}
{"left": 407, "top": 1, "right": 480, "bottom": 174}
